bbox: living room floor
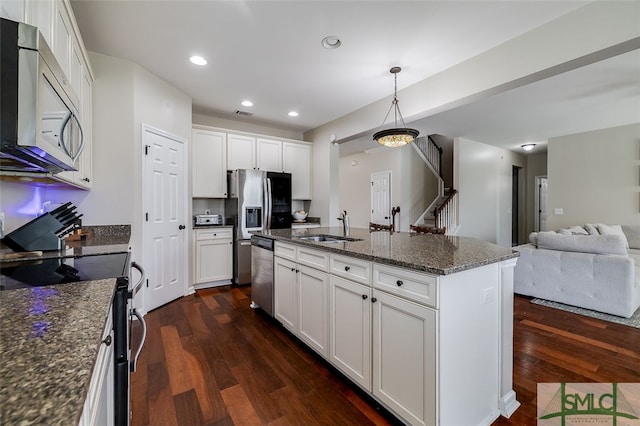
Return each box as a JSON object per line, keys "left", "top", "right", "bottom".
{"left": 130, "top": 286, "right": 640, "bottom": 426}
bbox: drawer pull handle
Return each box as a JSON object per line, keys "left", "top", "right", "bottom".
{"left": 362, "top": 294, "right": 368, "bottom": 300}
{"left": 396, "top": 280, "right": 404, "bottom": 287}
{"left": 371, "top": 297, "right": 377, "bottom": 303}
{"left": 291, "top": 267, "right": 295, "bottom": 272}
{"left": 344, "top": 266, "right": 350, "bottom": 271}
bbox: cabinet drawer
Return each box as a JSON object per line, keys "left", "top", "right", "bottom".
{"left": 195, "top": 228, "right": 232, "bottom": 241}
{"left": 330, "top": 254, "right": 371, "bottom": 285}
{"left": 297, "top": 247, "right": 329, "bottom": 272}
{"left": 275, "top": 241, "right": 297, "bottom": 261}
{"left": 373, "top": 264, "right": 438, "bottom": 308}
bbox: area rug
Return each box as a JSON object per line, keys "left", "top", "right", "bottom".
{"left": 531, "top": 298, "right": 640, "bottom": 329}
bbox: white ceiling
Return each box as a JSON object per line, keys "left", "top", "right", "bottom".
{"left": 70, "top": 1, "right": 639, "bottom": 154}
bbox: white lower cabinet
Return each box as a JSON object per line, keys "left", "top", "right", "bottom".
{"left": 297, "top": 265, "right": 329, "bottom": 357}
{"left": 274, "top": 244, "right": 513, "bottom": 426}
{"left": 80, "top": 308, "right": 114, "bottom": 426}
{"left": 329, "top": 275, "right": 371, "bottom": 390}
{"left": 194, "top": 228, "right": 233, "bottom": 286}
{"left": 274, "top": 242, "right": 329, "bottom": 358}
{"left": 372, "top": 290, "right": 436, "bottom": 426}
{"left": 274, "top": 256, "right": 298, "bottom": 332}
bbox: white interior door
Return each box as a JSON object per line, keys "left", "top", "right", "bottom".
{"left": 142, "top": 125, "right": 188, "bottom": 312}
{"left": 371, "top": 171, "right": 391, "bottom": 225}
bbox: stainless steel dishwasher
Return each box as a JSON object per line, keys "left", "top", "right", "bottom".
{"left": 250, "top": 235, "right": 274, "bottom": 316}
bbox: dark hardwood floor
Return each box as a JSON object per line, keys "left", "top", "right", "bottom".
{"left": 130, "top": 286, "right": 640, "bottom": 426}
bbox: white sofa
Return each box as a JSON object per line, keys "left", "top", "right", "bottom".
{"left": 514, "top": 224, "right": 640, "bottom": 318}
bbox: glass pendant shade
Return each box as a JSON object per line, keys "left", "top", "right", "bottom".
{"left": 373, "top": 128, "right": 420, "bottom": 147}
{"left": 373, "top": 66, "right": 419, "bottom": 148}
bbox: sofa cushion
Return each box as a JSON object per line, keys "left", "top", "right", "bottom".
{"left": 622, "top": 225, "right": 640, "bottom": 250}
{"left": 558, "top": 226, "right": 589, "bottom": 236}
{"left": 584, "top": 223, "right": 599, "bottom": 235}
{"left": 596, "top": 224, "right": 629, "bottom": 248}
{"left": 537, "top": 233, "right": 627, "bottom": 255}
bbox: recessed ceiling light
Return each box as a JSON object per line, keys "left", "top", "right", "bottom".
{"left": 321, "top": 36, "right": 341, "bottom": 49}
{"left": 189, "top": 55, "right": 207, "bottom": 66}
{"left": 288, "top": 111, "right": 299, "bottom": 117}
{"left": 241, "top": 100, "right": 253, "bottom": 107}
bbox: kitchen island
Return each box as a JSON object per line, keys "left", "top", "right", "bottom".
{"left": 0, "top": 226, "right": 131, "bottom": 425}
{"left": 254, "top": 227, "right": 520, "bottom": 426}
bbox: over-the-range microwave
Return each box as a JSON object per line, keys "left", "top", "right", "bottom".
{"left": 0, "top": 17, "right": 83, "bottom": 174}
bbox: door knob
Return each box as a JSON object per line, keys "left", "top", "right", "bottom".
{"left": 178, "top": 225, "right": 186, "bottom": 230}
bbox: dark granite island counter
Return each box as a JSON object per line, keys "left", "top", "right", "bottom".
{"left": 254, "top": 227, "right": 520, "bottom": 426}
{"left": 256, "top": 226, "right": 518, "bottom": 274}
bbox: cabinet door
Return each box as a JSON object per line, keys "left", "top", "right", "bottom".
{"left": 195, "top": 239, "right": 233, "bottom": 283}
{"left": 257, "top": 138, "right": 282, "bottom": 171}
{"left": 25, "top": 0, "right": 53, "bottom": 48}
{"left": 53, "top": 1, "right": 72, "bottom": 80}
{"left": 329, "top": 275, "right": 371, "bottom": 390}
{"left": 192, "top": 129, "right": 227, "bottom": 197}
{"left": 227, "top": 133, "right": 256, "bottom": 170}
{"left": 372, "top": 291, "right": 436, "bottom": 426}
{"left": 274, "top": 257, "right": 298, "bottom": 333}
{"left": 80, "top": 310, "right": 114, "bottom": 426}
{"left": 298, "top": 264, "right": 329, "bottom": 358}
{"left": 283, "top": 142, "right": 312, "bottom": 199}
{"left": 78, "top": 71, "right": 93, "bottom": 187}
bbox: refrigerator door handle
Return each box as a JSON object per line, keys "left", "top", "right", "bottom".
{"left": 265, "top": 177, "right": 273, "bottom": 229}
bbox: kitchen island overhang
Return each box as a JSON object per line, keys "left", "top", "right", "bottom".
{"left": 254, "top": 227, "right": 520, "bottom": 426}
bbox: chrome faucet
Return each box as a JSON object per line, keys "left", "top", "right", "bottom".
{"left": 337, "top": 210, "right": 350, "bottom": 236}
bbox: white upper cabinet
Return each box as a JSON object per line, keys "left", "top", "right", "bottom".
{"left": 25, "top": 0, "right": 93, "bottom": 189}
{"left": 283, "top": 141, "right": 312, "bottom": 200}
{"left": 24, "top": 1, "right": 53, "bottom": 47}
{"left": 192, "top": 128, "right": 227, "bottom": 198}
{"left": 227, "top": 133, "right": 256, "bottom": 170}
{"left": 192, "top": 126, "right": 313, "bottom": 199}
{"left": 256, "top": 138, "right": 282, "bottom": 172}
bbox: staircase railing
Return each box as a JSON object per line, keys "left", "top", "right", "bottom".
{"left": 414, "top": 136, "right": 443, "bottom": 177}
{"left": 434, "top": 189, "right": 458, "bottom": 232}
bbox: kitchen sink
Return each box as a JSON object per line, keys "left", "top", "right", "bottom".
{"left": 294, "top": 234, "right": 362, "bottom": 243}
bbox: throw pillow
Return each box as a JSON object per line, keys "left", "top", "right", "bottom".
{"left": 596, "top": 224, "right": 629, "bottom": 248}
{"left": 537, "top": 233, "right": 627, "bottom": 256}
{"left": 584, "top": 223, "right": 599, "bottom": 235}
{"left": 621, "top": 225, "right": 640, "bottom": 250}
{"left": 528, "top": 232, "right": 538, "bottom": 245}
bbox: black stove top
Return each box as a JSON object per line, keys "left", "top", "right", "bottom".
{"left": 0, "top": 252, "right": 130, "bottom": 291}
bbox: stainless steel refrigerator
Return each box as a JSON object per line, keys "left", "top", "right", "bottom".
{"left": 227, "top": 169, "right": 292, "bottom": 284}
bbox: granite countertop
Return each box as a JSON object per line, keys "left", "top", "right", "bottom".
{"left": 0, "top": 225, "right": 131, "bottom": 262}
{"left": 0, "top": 279, "right": 116, "bottom": 425}
{"left": 256, "top": 227, "right": 518, "bottom": 275}
{"left": 0, "top": 225, "right": 131, "bottom": 425}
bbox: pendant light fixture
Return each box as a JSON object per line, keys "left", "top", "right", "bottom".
{"left": 373, "top": 66, "right": 419, "bottom": 148}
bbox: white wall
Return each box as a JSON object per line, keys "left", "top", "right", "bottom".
{"left": 0, "top": 53, "right": 136, "bottom": 233}
{"left": 0, "top": 52, "right": 193, "bottom": 261}
{"left": 304, "top": 1, "right": 640, "bottom": 226}
{"left": 338, "top": 146, "right": 437, "bottom": 232}
{"left": 455, "top": 138, "right": 525, "bottom": 246}
{"left": 546, "top": 124, "right": 640, "bottom": 230}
